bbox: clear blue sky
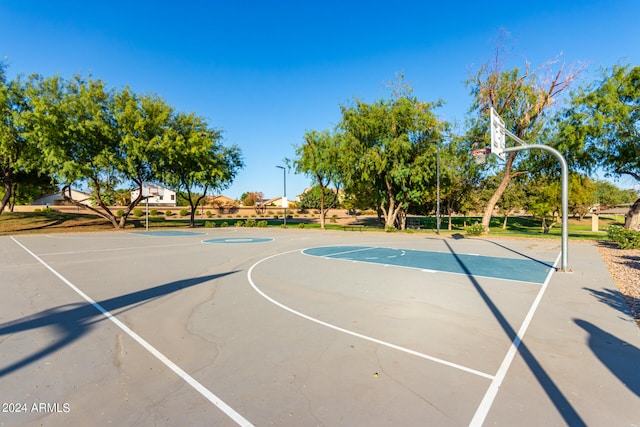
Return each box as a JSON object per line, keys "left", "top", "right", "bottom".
{"left": 2, "top": 0, "right": 639, "bottom": 198}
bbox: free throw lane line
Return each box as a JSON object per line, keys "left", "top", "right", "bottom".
{"left": 468, "top": 251, "right": 561, "bottom": 427}
{"left": 10, "top": 236, "right": 253, "bottom": 427}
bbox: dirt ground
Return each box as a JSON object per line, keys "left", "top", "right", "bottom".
{"left": 597, "top": 243, "right": 640, "bottom": 327}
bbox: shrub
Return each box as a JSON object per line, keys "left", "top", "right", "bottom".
{"left": 34, "top": 208, "right": 41, "bottom": 212}
{"left": 180, "top": 209, "right": 189, "bottom": 217}
{"left": 165, "top": 210, "right": 173, "bottom": 216}
{"left": 150, "top": 209, "right": 158, "bottom": 216}
{"left": 205, "top": 221, "right": 216, "bottom": 228}
{"left": 235, "top": 220, "right": 244, "bottom": 227}
{"left": 330, "top": 215, "right": 338, "bottom": 223}
{"left": 117, "top": 209, "right": 125, "bottom": 218}
{"left": 297, "top": 223, "right": 305, "bottom": 229}
{"left": 245, "top": 219, "right": 257, "bottom": 227}
{"left": 385, "top": 225, "right": 396, "bottom": 233}
{"left": 607, "top": 225, "right": 640, "bottom": 249}
{"left": 221, "top": 221, "right": 229, "bottom": 227}
{"left": 257, "top": 220, "right": 268, "bottom": 227}
{"left": 466, "top": 222, "right": 485, "bottom": 236}
{"left": 206, "top": 210, "right": 212, "bottom": 218}
{"left": 133, "top": 208, "right": 144, "bottom": 217}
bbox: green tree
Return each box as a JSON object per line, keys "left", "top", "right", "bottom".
{"left": 437, "top": 135, "right": 484, "bottom": 230}
{"left": 30, "top": 74, "right": 183, "bottom": 229}
{"left": 292, "top": 129, "right": 342, "bottom": 229}
{"left": 1, "top": 169, "right": 56, "bottom": 210}
{"left": 466, "top": 42, "right": 582, "bottom": 232}
{"left": 29, "top": 74, "right": 125, "bottom": 226}
{"left": 525, "top": 176, "right": 561, "bottom": 233}
{"left": 298, "top": 185, "right": 340, "bottom": 210}
{"left": 240, "top": 192, "right": 256, "bottom": 206}
{"left": 568, "top": 174, "right": 596, "bottom": 220}
{"left": 622, "top": 189, "right": 640, "bottom": 205}
{"left": 593, "top": 180, "right": 638, "bottom": 209}
{"left": 557, "top": 65, "right": 640, "bottom": 229}
{"left": 497, "top": 176, "right": 526, "bottom": 229}
{"left": 160, "top": 112, "right": 243, "bottom": 227}
{"left": 240, "top": 192, "right": 266, "bottom": 214}
{"left": 0, "top": 63, "right": 38, "bottom": 214}
{"left": 112, "top": 88, "right": 174, "bottom": 226}
{"left": 339, "top": 92, "right": 443, "bottom": 230}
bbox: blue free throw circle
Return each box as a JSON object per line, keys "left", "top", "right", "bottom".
{"left": 203, "top": 237, "right": 273, "bottom": 244}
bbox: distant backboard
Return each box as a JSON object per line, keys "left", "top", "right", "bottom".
{"left": 490, "top": 108, "right": 506, "bottom": 161}
{"left": 142, "top": 184, "right": 165, "bottom": 198}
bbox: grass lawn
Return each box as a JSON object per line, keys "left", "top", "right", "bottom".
{"left": 0, "top": 210, "right": 623, "bottom": 242}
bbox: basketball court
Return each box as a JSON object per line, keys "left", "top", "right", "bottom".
{"left": 1, "top": 227, "right": 638, "bottom": 426}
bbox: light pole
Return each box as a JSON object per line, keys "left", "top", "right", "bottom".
{"left": 276, "top": 165, "right": 287, "bottom": 228}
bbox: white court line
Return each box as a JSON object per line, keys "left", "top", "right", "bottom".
{"left": 248, "top": 250, "right": 495, "bottom": 380}
{"left": 37, "top": 241, "right": 201, "bottom": 256}
{"left": 10, "top": 236, "right": 253, "bottom": 427}
{"left": 468, "top": 251, "right": 561, "bottom": 427}
{"left": 303, "top": 246, "right": 376, "bottom": 258}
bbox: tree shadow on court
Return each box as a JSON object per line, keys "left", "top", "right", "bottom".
{"left": 574, "top": 319, "right": 640, "bottom": 398}
{"left": 442, "top": 240, "right": 587, "bottom": 426}
{"left": 582, "top": 287, "right": 639, "bottom": 326}
{"left": 476, "top": 238, "right": 557, "bottom": 270}
{"left": 424, "top": 235, "right": 557, "bottom": 270}
{"left": 0, "top": 272, "right": 237, "bottom": 377}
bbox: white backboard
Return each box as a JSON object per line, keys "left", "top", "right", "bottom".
{"left": 490, "top": 108, "right": 506, "bottom": 161}
{"left": 142, "top": 184, "right": 165, "bottom": 198}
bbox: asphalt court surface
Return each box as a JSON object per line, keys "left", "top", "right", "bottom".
{"left": 1, "top": 228, "right": 638, "bottom": 426}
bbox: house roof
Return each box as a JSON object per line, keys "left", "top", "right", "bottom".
{"left": 207, "top": 195, "right": 236, "bottom": 206}
{"left": 32, "top": 189, "right": 92, "bottom": 205}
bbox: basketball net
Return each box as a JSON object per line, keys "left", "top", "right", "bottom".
{"left": 471, "top": 148, "right": 491, "bottom": 164}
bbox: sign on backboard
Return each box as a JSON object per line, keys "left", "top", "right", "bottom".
{"left": 490, "top": 107, "right": 506, "bottom": 161}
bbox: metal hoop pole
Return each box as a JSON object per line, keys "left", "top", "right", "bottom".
{"left": 503, "top": 142, "right": 569, "bottom": 271}
{"left": 436, "top": 143, "right": 440, "bottom": 234}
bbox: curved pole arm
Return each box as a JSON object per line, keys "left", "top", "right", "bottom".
{"left": 502, "top": 144, "right": 569, "bottom": 271}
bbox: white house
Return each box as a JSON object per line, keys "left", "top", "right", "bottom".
{"left": 130, "top": 183, "right": 177, "bottom": 207}
{"left": 32, "top": 189, "right": 93, "bottom": 206}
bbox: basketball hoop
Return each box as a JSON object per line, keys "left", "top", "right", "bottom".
{"left": 471, "top": 148, "right": 491, "bottom": 164}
